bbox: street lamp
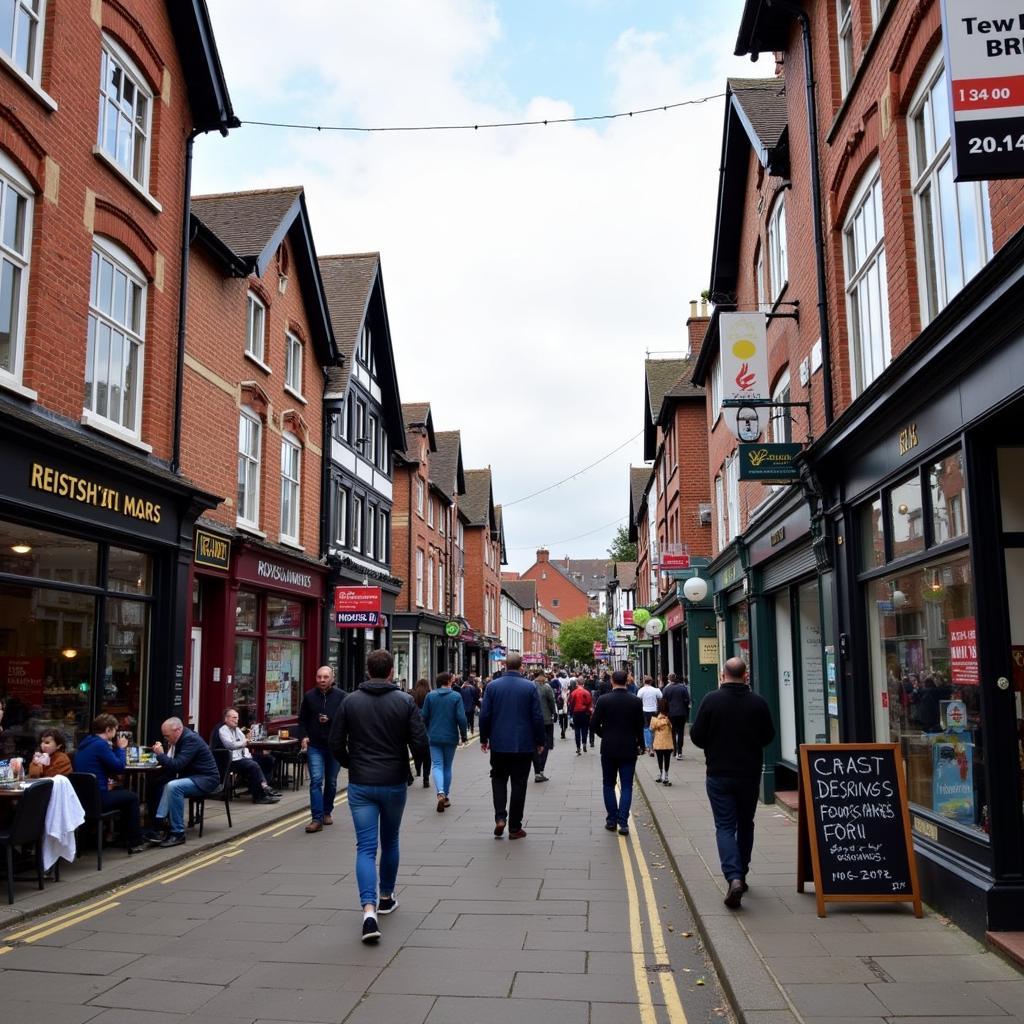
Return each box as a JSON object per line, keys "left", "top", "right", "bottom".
{"left": 682, "top": 576, "right": 708, "bottom": 603}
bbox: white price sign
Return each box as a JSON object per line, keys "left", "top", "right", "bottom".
{"left": 719, "top": 312, "right": 769, "bottom": 439}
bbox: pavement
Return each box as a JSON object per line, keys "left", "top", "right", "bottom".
{"left": 0, "top": 730, "right": 1021, "bottom": 1024}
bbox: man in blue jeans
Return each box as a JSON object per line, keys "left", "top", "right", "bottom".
{"left": 589, "top": 669, "right": 645, "bottom": 835}
{"left": 298, "top": 665, "right": 346, "bottom": 833}
{"left": 329, "top": 649, "right": 428, "bottom": 943}
{"left": 149, "top": 718, "right": 220, "bottom": 847}
{"left": 689, "top": 657, "right": 775, "bottom": 909}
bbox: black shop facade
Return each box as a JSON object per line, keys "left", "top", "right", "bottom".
{"left": 0, "top": 409, "right": 216, "bottom": 756}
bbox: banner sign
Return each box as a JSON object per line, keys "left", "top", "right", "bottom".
{"left": 334, "top": 586, "right": 382, "bottom": 628}
{"left": 738, "top": 443, "right": 803, "bottom": 483}
{"left": 941, "top": 0, "right": 1024, "bottom": 179}
{"left": 720, "top": 313, "right": 768, "bottom": 439}
{"left": 622, "top": 609, "right": 634, "bottom": 627}
{"left": 335, "top": 611, "right": 382, "bottom": 627}
{"left": 660, "top": 552, "right": 691, "bottom": 569}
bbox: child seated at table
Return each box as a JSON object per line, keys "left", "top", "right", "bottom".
{"left": 28, "top": 728, "right": 73, "bottom": 778}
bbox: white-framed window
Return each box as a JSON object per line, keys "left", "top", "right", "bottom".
{"left": 379, "top": 431, "right": 389, "bottom": 473}
{"left": 416, "top": 477, "right": 425, "bottom": 517}
{"left": 245, "top": 292, "right": 265, "bottom": 363}
{"left": 280, "top": 435, "right": 301, "bottom": 543}
{"left": 427, "top": 554, "right": 435, "bottom": 610}
{"left": 352, "top": 495, "right": 363, "bottom": 552}
{"left": 710, "top": 355, "right": 722, "bottom": 422}
{"left": 870, "top": 0, "right": 891, "bottom": 29}
{"left": 97, "top": 37, "right": 152, "bottom": 189}
{"left": 909, "top": 55, "right": 992, "bottom": 325}
{"left": 2, "top": 0, "right": 44, "bottom": 81}
{"left": 439, "top": 503, "right": 446, "bottom": 537}
{"left": 85, "top": 239, "right": 146, "bottom": 435}
{"left": 428, "top": 496, "right": 435, "bottom": 528}
{"left": 771, "top": 369, "right": 792, "bottom": 443}
{"left": 237, "top": 410, "right": 261, "bottom": 528}
{"left": 843, "top": 165, "right": 891, "bottom": 396}
{"left": 367, "top": 413, "right": 378, "bottom": 466}
{"left": 837, "top": 0, "right": 854, "bottom": 95}
{"left": 366, "top": 504, "right": 376, "bottom": 560}
{"left": 415, "top": 548, "right": 424, "bottom": 606}
{"left": 755, "top": 246, "right": 765, "bottom": 309}
{"left": 726, "top": 453, "right": 740, "bottom": 541}
{"left": 341, "top": 393, "right": 350, "bottom": 441}
{"left": 284, "top": 332, "right": 303, "bottom": 395}
{"left": 437, "top": 560, "right": 445, "bottom": 614}
{"left": 767, "top": 196, "right": 788, "bottom": 302}
{"left": 335, "top": 484, "right": 348, "bottom": 546}
{"left": 458, "top": 570, "right": 464, "bottom": 616}
{"left": 378, "top": 509, "right": 388, "bottom": 562}
{"left": 355, "top": 399, "right": 366, "bottom": 448}
{"left": 357, "top": 324, "right": 371, "bottom": 365}
{"left": 0, "top": 156, "right": 33, "bottom": 391}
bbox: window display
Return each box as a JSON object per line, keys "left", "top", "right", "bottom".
{"left": 392, "top": 633, "right": 411, "bottom": 690}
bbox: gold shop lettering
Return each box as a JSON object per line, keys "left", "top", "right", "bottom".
{"left": 898, "top": 423, "right": 919, "bottom": 457}
{"left": 30, "top": 462, "right": 161, "bottom": 524}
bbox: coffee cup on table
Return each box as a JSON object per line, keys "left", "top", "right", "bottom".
{"left": 279, "top": 729, "right": 289, "bottom": 740}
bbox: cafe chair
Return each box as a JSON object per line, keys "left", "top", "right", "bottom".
{"left": 0, "top": 779, "right": 54, "bottom": 904}
{"left": 275, "top": 747, "right": 306, "bottom": 792}
{"left": 68, "top": 772, "right": 124, "bottom": 870}
{"left": 188, "top": 748, "right": 233, "bottom": 838}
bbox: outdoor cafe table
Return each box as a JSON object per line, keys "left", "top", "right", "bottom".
{"left": 248, "top": 737, "right": 300, "bottom": 789}
{"left": 120, "top": 761, "right": 162, "bottom": 816}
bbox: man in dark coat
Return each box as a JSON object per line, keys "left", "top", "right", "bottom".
{"left": 479, "top": 654, "right": 545, "bottom": 839}
{"left": 297, "top": 665, "right": 346, "bottom": 833}
{"left": 149, "top": 717, "right": 220, "bottom": 847}
{"left": 689, "top": 658, "right": 775, "bottom": 909}
{"left": 662, "top": 674, "right": 692, "bottom": 759}
{"left": 589, "top": 669, "right": 645, "bottom": 835}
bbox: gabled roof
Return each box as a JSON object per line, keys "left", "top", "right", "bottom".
{"left": 431, "top": 431, "right": 465, "bottom": 501}
{"left": 402, "top": 402, "right": 435, "bottom": 463}
{"left": 644, "top": 358, "right": 704, "bottom": 459}
{"left": 501, "top": 579, "right": 536, "bottom": 612}
{"left": 554, "top": 558, "right": 612, "bottom": 594}
{"left": 537, "top": 607, "right": 561, "bottom": 626}
{"left": 494, "top": 504, "right": 507, "bottom": 564}
{"left": 734, "top": 0, "right": 795, "bottom": 58}
{"left": 729, "top": 78, "right": 788, "bottom": 157}
{"left": 319, "top": 253, "right": 405, "bottom": 452}
{"left": 166, "top": 0, "right": 239, "bottom": 134}
{"left": 628, "top": 466, "right": 653, "bottom": 542}
{"left": 612, "top": 561, "right": 638, "bottom": 591}
{"left": 461, "top": 469, "right": 495, "bottom": 530}
{"left": 191, "top": 187, "right": 336, "bottom": 365}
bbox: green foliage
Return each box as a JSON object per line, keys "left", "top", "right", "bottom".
{"left": 557, "top": 615, "right": 608, "bottom": 665}
{"left": 607, "top": 524, "right": 637, "bottom": 562}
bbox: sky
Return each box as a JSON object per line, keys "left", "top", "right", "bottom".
{"left": 196, "top": 0, "right": 753, "bottom": 572}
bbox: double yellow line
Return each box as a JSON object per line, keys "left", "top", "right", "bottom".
{"left": 616, "top": 801, "right": 690, "bottom": 1024}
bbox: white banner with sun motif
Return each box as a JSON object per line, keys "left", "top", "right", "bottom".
{"left": 719, "top": 312, "right": 769, "bottom": 439}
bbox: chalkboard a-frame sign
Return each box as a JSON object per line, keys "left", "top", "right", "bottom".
{"left": 798, "top": 743, "right": 923, "bottom": 918}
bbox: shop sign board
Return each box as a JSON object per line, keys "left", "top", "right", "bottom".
{"left": 622, "top": 609, "right": 634, "bottom": 627}
{"left": 698, "top": 637, "right": 719, "bottom": 664}
{"left": 1, "top": 656, "right": 45, "bottom": 705}
{"left": 666, "top": 606, "right": 685, "bottom": 630}
{"left": 444, "top": 621, "right": 461, "bottom": 637}
{"left": 940, "top": 0, "right": 1024, "bottom": 180}
{"left": 194, "top": 528, "right": 230, "bottom": 571}
{"left": 235, "top": 550, "right": 323, "bottom": 598}
{"left": 948, "top": 617, "right": 979, "bottom": 684}
{"left": 334, "top": 586, "right": 382, "bottom": 628}
{"left": 738, "top": 443, "right": 803, "bottom": 483}
{"left": 720, "top": 313, "right": 769, "bottom": 439}
{"left": 797, "top": 743, "right": 923, "bottom": 918}
{"left": 660, "top": 552, "right": 691, "bottom": 569}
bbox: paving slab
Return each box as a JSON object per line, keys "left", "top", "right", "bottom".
{"left": 425, "top": 996, "right": 590, "bottom": 1024}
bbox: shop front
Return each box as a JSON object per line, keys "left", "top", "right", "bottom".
{"left": 0, "top": 419, "right": 216, "bottom": 753}
{"left": 459, "top": 627, "right": 491, "bottom": 679}
{"left": 391, "top": 613, "right": 447, "bottom": 687}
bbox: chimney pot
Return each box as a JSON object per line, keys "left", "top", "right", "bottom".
{"left": 689, "top": 300, "right": 698, "bottom": 318}
{"left": 701, "top": 297, "right": 708, "bottom": 317}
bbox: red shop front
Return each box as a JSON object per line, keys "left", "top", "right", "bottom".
{"left": 189, "top": 531, "right": 326, "bottom": 738}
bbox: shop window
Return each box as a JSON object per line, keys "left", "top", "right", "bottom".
{"left": 730, "top": 602, "right": 750, "bottom": 663}
{"left": 352, "top": 495, "right": 363, "bottom": 552}
{"left": 889, "top": 474, "right": 926, "bottom": 560}
{"left": 101, "top": 597, "right": 147, "bottom": 735}
{"left": 280, "top": 435, "right": 301, "bottom": 544}
{"left": 837, "top": 0, "right": 855, "bottom": 95}
{"left": 97, "top": 38, "right": 152, "bottom": 189}
{"left": 392, "top": 633, "right": 411, "bottom": 689}
{"left": 910, "top": 55, "right": 992, "bottom": 326}
{"left": 107, "top": 547, "right": 150, "bottom": 595}
{"left": 237, "top": 409, "right": 261, "bottom": 528}
{"left": 85, "top": 239, "right": 146, "bottom": 437}
{"left": 843, "top": 165, "right": 890, "bottom": 396}
{"left": 866, "top": 551, "right": 984, "bottom": 835}
{"left": 1, "top": 0, "right": 44, "bottom": 81}
{"left": 266, "top": 597, "right": 302, "bottom": 719}
{"left": 284, "top": 332, "right": 303, "bottom": 396}
{"left": 859, "top": 495, "right": 884, "bottom": 570}
{"left": 235, "top": 590, "right": 259, "bottom": 632}
{"left": 798, "top": 580, "right": 827, "bottom": 745}
{"left": 245, "top": 292, "right": 265, "bottom": 364}
{"left": 0, "top": 154, "right": 33, "bottom": 393}
{"left": 767, "top": 196, "right": 788, "bottom": 302}
{"left": 233, "top": 636, "right": 258, "bottom": 725}
{"left": 0, "top": 522, "right": 97, "bottom": 584}
{"left": 928, "top": 450, "right": 967, "bottom": 545}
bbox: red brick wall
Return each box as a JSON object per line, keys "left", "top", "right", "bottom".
{"left": 183, "top": 234, "right": 324, "bottom": 550}
{"left": 464, "top": 525, "right": 501, "bottom": 636}
{"left": 4, "top": 0, "right": 200, "bottom": 457}
{"left": 521, "top": 551, "right": 589, "bottom": 621}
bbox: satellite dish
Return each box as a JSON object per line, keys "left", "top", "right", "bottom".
{"left": 644, "top": 618, "right": 664, "bottom": 638}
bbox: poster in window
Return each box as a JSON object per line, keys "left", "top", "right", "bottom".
{"left": 264, "top": 643, "right": 287, "bottom": 717}
{"left": 948, "top": 617, "right": 979, "bottom": 685}
{"left": 931, "top": 735, "right": 976, "bottom": 824}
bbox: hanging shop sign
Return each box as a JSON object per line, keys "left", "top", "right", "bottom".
{"left": 622, "top": 609, "right": 634, "bottom": 627}
{"left": 334, "top": 585, "right": 382, "bottom": 628}
{"left": 941, "top": 0, "right": 1024, "bottom": 180}
{"left": 738, "top": 443, "right": 803, "bottom": 483}
{"left": 720, "top": 313, "right": 769, "bottom": 439}
{"left": 665, "top": 606, "right": 685, "bottom": 630}
{"left": 444, "top": 621, "right": 461, "bottom": 637}
{"left": 194, "top": 528, "right": 230, "bottom": 571}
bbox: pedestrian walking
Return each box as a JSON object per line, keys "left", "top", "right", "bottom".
{"left": 636, "top": 675, "right": 663, "bottom": 754}
{"left": 689, "top": 657, "right": 775, "bottom": 909}
{"left": 411, "top": 678, "right": 431, "bottom": 787}
{"left": 589, "top": 669, "right": 644, "bottom": 835}
{"left": 460, "top": 675, "right": 481, "bottom": 734}
{"left": 328, "top": 649, "right": 429, "bottom": 943}
{"left": 479, "top": 653, "right": 545, "bottom": 840}
{"left": 421, "top": 671, "right": 468, "bottom": 812}
{"left": 663, "top": 673, "right": 692, "bottom": 759}
{"left": 567, "top": 681, "right": 592, "bottom": 754}
{"left": 297, "top": 665, "right": 346, "bottom": 833}
{"left": 532, "top": 672, "right": 557, "bottom": 782}
{"left": 555, "top": 672, "right": 569, "bottom": 738}
{"left": 649, "top": 698, "right": 674, "bottom": 785}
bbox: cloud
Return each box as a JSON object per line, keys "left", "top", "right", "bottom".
{"left": 198, "top": 0, "right": 750, "bottom": 570}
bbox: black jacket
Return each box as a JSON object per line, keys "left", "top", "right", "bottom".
{"left": 663, "top": 681, "right": 692, "bottom": 719}
{"left": 297, "top": 686, "right": 346, "bottom": 749}
{"left": 589, "top": 689, "right": 645, "bottom": 760}
{"left": 154, "top": 728, "right": 219, "bottom": 793}
{"left": 689, "top": 683, "right": 775, "bottom": 778}
{"left": 328, "top": 680, "right": 429, "bottom": 786}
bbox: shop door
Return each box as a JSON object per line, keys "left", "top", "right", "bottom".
{"left": 188, "top": 628, "right": 202, "bottom": 730}
{"left": 775, "top": 592, "right": 797, "bottom": 763}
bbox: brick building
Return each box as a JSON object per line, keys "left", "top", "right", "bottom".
{"left": 628, "top": 467, "right": 656, "bottom": 676}
{"left": 520, "top": 549, "right": 594, "bottom": 622}
{"left": 690, "top": 0, "right": 1024, "bottom": 934}
{"left": 460, "top": 469, "right": 504, "bottom": 676}
{"left": 430, "top": 430, "right": 467, "bottom": 670}
{"left": 0, "top": 0, "right": 236, "bottom": 750}
{"left": 183, "top": 186, "right": 336, "bottom": 734}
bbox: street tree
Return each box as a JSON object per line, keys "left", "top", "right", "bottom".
{"left": 607, "top": 523, "right": 637, "bottom": 562}
{"left": 557, "top": 615, "right": 608, "bottom": 665}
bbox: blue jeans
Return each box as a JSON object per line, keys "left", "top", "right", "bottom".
{"left": 705, "top": 774, "right": 760, "bottom": 882}
{"left": 347, "top": 783, "right": 408, "bottom": 907}
{"left": 155, "top": 778, "right": 206, "bottom": 834}
{"left": 601, "top": 754, "right": 636, "bottom": 828}
{"left": 306, "top": 745, "right": 340, "bottom": 822}
{"left": 430, "top": 743, "right": 457, "bottom": 796}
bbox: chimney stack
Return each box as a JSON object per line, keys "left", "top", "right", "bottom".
{"left": 686, "top": 298, "right": 712, "bottom": 355}
{"left": 537, "top": 547, "right": 549, "bottom": 563}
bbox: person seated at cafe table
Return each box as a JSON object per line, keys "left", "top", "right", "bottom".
{"left": 28, "top": 728, "right": 73, "bottom": 778}
{"left": 148, "top": 718, "right": 220, "bottom": 848}
{"left": 74, "top": 714, "right": 148, "bottom": 853}
{"left": 218, "top": 708, "right": 280, "bottom": 805}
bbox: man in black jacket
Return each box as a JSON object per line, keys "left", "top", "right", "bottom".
{"left": 589, "top": 669, "right": 645, "bottom": 836}
{"left": 298, "top": 666, "right": 346, "bottom": 833}
{"left": 689, "top": 658, "right": 775, "bottom": 909}
{"left": 662, "top": 674, "right": 692, "bottom": 759}
{"left": 329, "top": 649, "right": 428, "bottom": 944}
{"left": 149, "top": 718, "right": 220, "bottom": 848}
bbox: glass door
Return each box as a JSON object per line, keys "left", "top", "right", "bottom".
{"left": 775, "top": 592, "right": 797, "bottom": 763}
